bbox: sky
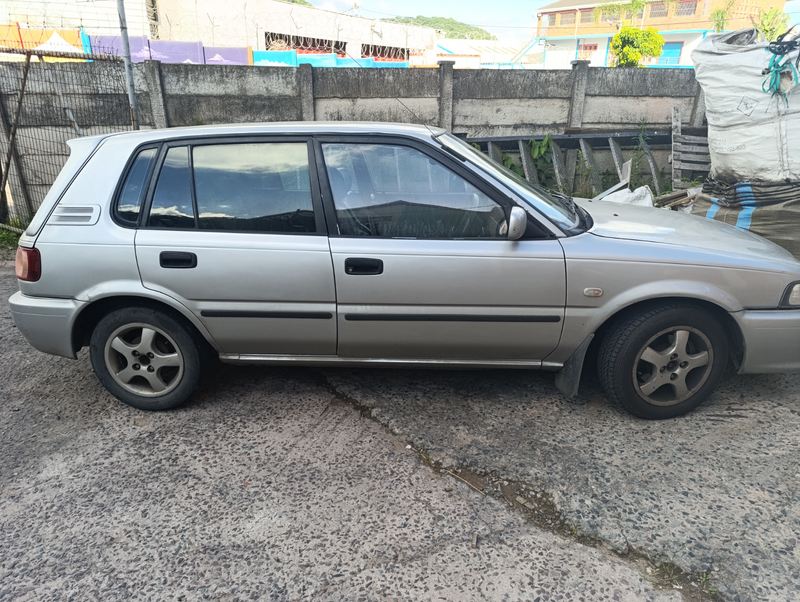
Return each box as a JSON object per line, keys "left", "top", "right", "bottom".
{"left": 306, "top": 0, "right": 551, "bottom": 40}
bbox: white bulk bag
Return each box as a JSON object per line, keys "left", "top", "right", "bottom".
{"left": 691, "top": 28, "right": 800, "bottom": 182}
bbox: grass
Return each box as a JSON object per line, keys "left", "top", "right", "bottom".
{"left": 0, "top": 227, "right": 20, "bottom": 249}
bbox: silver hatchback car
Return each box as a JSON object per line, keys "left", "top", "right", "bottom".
{"left": 9, "top": 123, "right": 800, "bottom": 419}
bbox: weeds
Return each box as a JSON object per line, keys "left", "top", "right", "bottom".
{"left": 698, "top": 572, "right": 719, "bottom": 595}
{"left": 0, "top": 227, "right": 20, "bottom": 249}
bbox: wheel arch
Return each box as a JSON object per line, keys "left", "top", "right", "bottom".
{"left": 591, "top": 296, "right": 744, "bottom": 371}
{"left": 554, "top": 295, "right": 744, "bottom": 399}
{"left": 72, "top": 295, "right": 221, "bottom": 356}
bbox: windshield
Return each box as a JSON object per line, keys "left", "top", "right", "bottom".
{"left": 438, "top": 133, "right": 580, "bottom": 232}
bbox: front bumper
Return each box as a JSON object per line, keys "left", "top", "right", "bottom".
{"left": 736, "top": 309, "right": 800, "bottom": 373}
{"left": 9, "top": 292, "right": 85, "bottom": 359}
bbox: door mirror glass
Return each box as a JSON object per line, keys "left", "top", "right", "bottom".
{"left": 508, "top": 207, "right": 527, "bottom": 240}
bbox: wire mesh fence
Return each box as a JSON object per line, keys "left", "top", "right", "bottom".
{"left": 0, "top": 46, "right": 133, "bottom": 227}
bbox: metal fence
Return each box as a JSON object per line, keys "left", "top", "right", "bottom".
{"left": 0, "top": 46, "right": 134, "bottom": 227}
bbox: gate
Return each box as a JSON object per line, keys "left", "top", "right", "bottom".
{"left": 0, "top": 46, "right": 134, "bottom": 228}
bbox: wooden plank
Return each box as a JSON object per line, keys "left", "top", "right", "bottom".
{"left": 674, "top": 144, "right": 710, "bottom": 154}
{"left": 578, "top": 138, "right": 603, "bottom": 196}
{"left": 655, "top": 190, "right": 687, "bottom": 204}
{"left": 674, "top": 161, "right": 712, "bottom": 171}
{"left": 666, "top": 193, "right": 698, "bottom": 208}
{"left": 674, "top": 134, "right": 709, "bottom": 144}
{"left": 518, "top": 139, "right": 539, "bottom": 186}
{"left": 674, "top": 154, "right": 711, "bottom": 163}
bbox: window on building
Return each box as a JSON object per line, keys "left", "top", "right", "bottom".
{"left": 578, "top": 43, "right": 598, "bottom": 60}
{"left": 674, "top": 1, "right": 697, "bottom": 16}
{"left": 541, "top": 14, "right": 554, "bottom": 26}
{"left": 580, "top": 10, "right": 595, "bottom": 23}
{"left": 560, "top": 12, "right": 576, "bottom": 25}
{"left": 649, "top": 3, "right": 668, "bottom": 18}
{"left": 624, "top": 8, "right": 645, "bottom": 19}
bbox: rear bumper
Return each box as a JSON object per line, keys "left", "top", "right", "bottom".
{"left": 9, "top": 292, "right": 85, "bottom": 359}
{"left": 736, "top": 309, "right": 800, "bottom": 373}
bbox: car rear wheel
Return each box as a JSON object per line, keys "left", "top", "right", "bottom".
{"left": 90, "top": 306, "right": 204, "bottom": 411}
{"left": 598, "top": 304, "right": 728, "bottom": 419}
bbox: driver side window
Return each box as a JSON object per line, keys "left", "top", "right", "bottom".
{"left": 322, "top": 143, "right": 506, "bottom": 239}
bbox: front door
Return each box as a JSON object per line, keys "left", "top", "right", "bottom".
{"left": 318, "top": 139, "right": 566, "bottom": 361}
{"left": 134, "top": 138, "right": 336, "bottom": 356}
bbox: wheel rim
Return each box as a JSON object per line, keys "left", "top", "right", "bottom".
{"left": 104, "top": 322, "right": 184, "bottom": 398}
{"left": 632, "top": 326, "right": 714, "bottom": 407}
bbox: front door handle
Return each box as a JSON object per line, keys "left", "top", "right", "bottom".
{"left": 345, "top": 257, "right": 383, "bottom": 275}
{"left": 160, "top": 251, "right": 197, "bottom": 269}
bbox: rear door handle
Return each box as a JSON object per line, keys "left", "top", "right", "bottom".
{"left": 345, "top": 257, "right": 383, "bottom": 275}
{"left": 160, "top": 251, "right": 197, "bottom": 269}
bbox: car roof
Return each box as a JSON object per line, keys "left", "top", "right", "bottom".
{"left": 86, "top": 121, "right": 446, "bottom": 146}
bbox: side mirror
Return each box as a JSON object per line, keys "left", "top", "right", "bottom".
{"left": 508, "top": 207, "right": 527, "bottom": 241}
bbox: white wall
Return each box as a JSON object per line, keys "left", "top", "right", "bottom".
{"left": 3, "top": 0, "right": 152, "bottom": 38}
{"left": 157, "top": 0, "right": 437, "bottom": 59}
{"left": 543, "top": 39, "right": 578, "bottom": 69}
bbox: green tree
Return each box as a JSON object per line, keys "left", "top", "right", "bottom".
{"left": 610, "top": 26, "right": 665, "bottom": 67}
{"left": 381, "top": 16, "right": 496, "bottom": 40}
{"left": 280, "top": 0, "right": 313, "bottom": 5}
{"left": 751, "top": 8, "right": 791, "bottom": 41}
{"left": 710, "top": 0, "right": 738, "bottom": 32}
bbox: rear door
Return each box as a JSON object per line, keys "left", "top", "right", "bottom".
{"left": 132, "top": 137, "right": 336, "bottom": 356}
{"left": 316, "top": 137, "right": 566, "bottom": 361}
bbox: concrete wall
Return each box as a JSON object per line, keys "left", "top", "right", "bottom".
{"left": 0, "top": 59, "right": 705, "bottom": 223}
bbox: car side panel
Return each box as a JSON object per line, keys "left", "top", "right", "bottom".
{"left": 136, "top": 230, "right": 337, "bottom": 355}
{"left": 330, "top": 237, "right": 566, "bottom": 360}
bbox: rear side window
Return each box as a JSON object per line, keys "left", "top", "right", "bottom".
{"left": 116, "top": 147, "right": 157, "bottom": 225}
{"left": 149, "top": 146, "right": 195, "bottom": 229}
{"left": 192, "top": 143, "right": 314, "bottom": 233}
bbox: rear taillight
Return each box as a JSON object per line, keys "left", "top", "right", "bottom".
{"left": 15, "top": 247, "right": 41, "bottom": 282}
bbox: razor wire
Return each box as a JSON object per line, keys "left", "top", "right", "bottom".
{"left": 0, "top": 45, "right": 133, "bottom": 227}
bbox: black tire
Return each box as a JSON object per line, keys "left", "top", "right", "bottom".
{"left": 598, "top": 304, "right": 729, "bottom": 420}
{"left": 90, "top": 306, "right": 205, "bottom": 411}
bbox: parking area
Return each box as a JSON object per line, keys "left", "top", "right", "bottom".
{"left": 1, "top": 262, "right": 798, "bottom": 601}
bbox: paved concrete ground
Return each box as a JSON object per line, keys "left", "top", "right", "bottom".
{"left": 0, "top": 261, "right": 797, "bottom": 601}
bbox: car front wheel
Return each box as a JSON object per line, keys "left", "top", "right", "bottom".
{"left": 90, "top": 306, "right": 204, "bottom": 411}
{"left": 598, "top": 304, "right": 729, "bottom": 419}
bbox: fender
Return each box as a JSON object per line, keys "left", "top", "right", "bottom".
{"left": 74, "top": 279, "right": 224, "bottom": 353}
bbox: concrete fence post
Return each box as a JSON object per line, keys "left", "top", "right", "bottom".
{"left": 143, "top": 60, "right": 168, "bottom": 129}
{"left": 567, "top": 60, "right": 590, "bottom": 130}
{"left": 690, "top": 88, "right": 706, "bottom": 128}
{"left": 563, "top": 60, "right": 591, "bottom": 192}
{"left": 438, "top": 60, "right": 455, "bottom": 132}
{"left": 299, "top": 63, "right": 315, "bottom": 122}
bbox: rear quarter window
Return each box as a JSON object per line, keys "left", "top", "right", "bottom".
{"left": 114, "top": 147, "right": 158, "bottom": 226}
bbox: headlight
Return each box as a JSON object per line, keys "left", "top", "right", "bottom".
{"left": 780, "top": 282, "right": 800, "bottom": 307}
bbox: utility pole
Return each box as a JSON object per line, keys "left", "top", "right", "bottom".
{"left": 116, "top": 0, "right": 139, "bottom": 130}
{"left": 354, "top": 3, "right": 359, "bottom": 17}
